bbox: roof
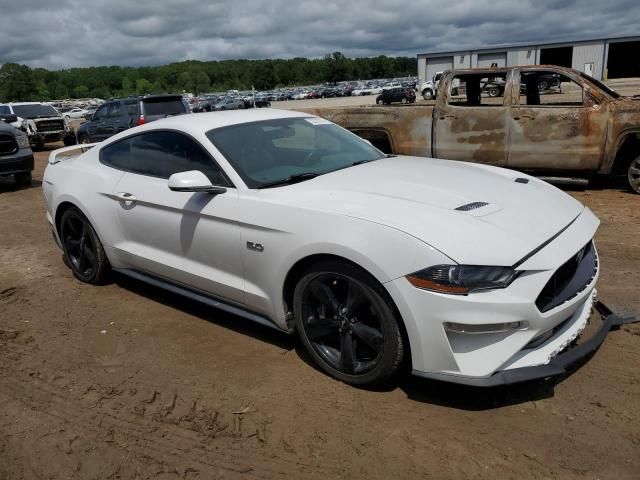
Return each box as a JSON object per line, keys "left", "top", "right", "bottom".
{"left": 104, "top": 108, "right": 311, "bottom": 144}
{"left": 418, "top": 34, "right": 640, "bottom": 57}
{"left": 2, "top": 102, "right": 49, "bottom": 106}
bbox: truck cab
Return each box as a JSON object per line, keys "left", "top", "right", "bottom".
{"left": 304, "top": 65, "right": 640, "bottom": 194}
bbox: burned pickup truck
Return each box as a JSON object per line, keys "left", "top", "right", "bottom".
{"left": 302, "top": 66, "right": 640, "bottom": 194}
{"left": 0, "top": 102, "right": 76, "bottom": 148}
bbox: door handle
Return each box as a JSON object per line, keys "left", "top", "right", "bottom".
{"left": 116, "top": 192, "right": 137, "bottom": 201}
{"left": 439, "top": 115, "right": 457, "bottom": 120}
{"left": 514, "top": 115, "right": 533, "bottom": 120}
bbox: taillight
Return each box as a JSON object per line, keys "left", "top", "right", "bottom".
{"left": 137, "top": 115, "right": 145, "bottom": 126}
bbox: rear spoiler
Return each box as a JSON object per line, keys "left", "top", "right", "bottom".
{"left": 48, "top": 143, "right": 99, "bottom": 164}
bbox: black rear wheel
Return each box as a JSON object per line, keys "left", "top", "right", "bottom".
{"left": 59, "top": 208, "right": 110, "bottom": 284}
{"left": 294, "top": 261, "right": 404, "bottom": 386}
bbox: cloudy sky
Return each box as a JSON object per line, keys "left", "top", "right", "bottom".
{"left": 1, "top": 0, "right": 638, "bottom": 70}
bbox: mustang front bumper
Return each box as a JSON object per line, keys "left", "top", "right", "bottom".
{"left": 386, "top": 207, "right": 637, "bottom": 386}
{"left": 412, "top": 300, "right": 637, "bottom": 386}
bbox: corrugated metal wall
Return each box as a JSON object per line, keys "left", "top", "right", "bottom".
{"left": 572, "top": 42, "right": 606, "bottom": 79}
{"left": 417, "top": 38, "right": 624, "bottom": 80}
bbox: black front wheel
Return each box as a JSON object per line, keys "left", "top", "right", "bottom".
{"left": 294, "top": 261, "right": 405, "bottom": 386}
{"left": 59, "top": 208, "right": 110, "bottom": 284}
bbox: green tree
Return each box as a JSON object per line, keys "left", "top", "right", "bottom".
{"left": 0, "top": 63, "right": 37, "bottom": 101}
{"left": 121, "top": 77, "right": 134, "bottom": 96}
{"left": 72, "top": 85, "right": 89, "bottom": 98}
{"left": 194, "top": 70, "right": 211, "bottom": 94}
{"left": 135, "top": 78, "right": 154, "bottom": 95}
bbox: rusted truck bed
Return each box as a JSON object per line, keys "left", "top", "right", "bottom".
{"left": 299, "top": 105, "right": 435, "bottom": 158}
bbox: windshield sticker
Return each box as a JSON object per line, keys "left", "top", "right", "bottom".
{"left": 304, "top": 117, "right": 332, "bottom": 126}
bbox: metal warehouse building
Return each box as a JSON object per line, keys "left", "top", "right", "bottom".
{"left": 417, "top": 35, "right": 640, "bottom": 85}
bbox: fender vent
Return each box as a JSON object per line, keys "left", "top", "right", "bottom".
{"left": 455, "top": 201, "right": 489, "bottom": 212}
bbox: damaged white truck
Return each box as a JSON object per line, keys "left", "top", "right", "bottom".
{"left": 0, "top": 102, "right": 76, "bottom": 148}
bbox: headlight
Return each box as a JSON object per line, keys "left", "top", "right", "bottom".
{"left": 406, "top": 265, "right": 518, "bottom": 294}
{"left": 15, "top": 134, "right": 30, "bottom": 149}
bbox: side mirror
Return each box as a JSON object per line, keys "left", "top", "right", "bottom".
{"left": 0, "top": 114, "right": 18, "bottom": 123}
{"left": 168, "top": 170, "right": 227, "bottom": 194}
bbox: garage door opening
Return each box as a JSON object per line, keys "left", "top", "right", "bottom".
{"left": 477, "top": 52, "right": 507, "bottom": 68}
{"left": 607, "top": 41, "right": 640, "bottom": 79}
{"left": 540, "top": 46, "right": 573, "bottom": 68}
{"left": 425, "top": 56, "right": 453, "bottom": 83}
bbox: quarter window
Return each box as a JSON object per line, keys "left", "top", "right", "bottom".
{"left": 100, "top": 139, "right": 131, "bottom": 170}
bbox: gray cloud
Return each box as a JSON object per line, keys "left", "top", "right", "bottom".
{"left": 0, "top": 0, "right": 638, "bottom": 69}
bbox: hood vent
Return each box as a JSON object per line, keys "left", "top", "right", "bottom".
{"left": 455, "top": 201, "right": 489, "bottom": 212}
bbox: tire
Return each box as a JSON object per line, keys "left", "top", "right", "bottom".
{"left": 401, "top": 97, "right": 408, "bottom": 104}
{"left": 14, "top": 172, "right": 31, "bottom": 187}
{"left": 377, "top": 98, "right": 384, "bottom": 105}
{"left": 488, "top": 87, "right": 500, "bottom": 97}
{"left": 540, "top": 80, "right": 549, "bottom": 91}
{"left": 293, "top": 260, "right": 405, "bottom": 386}
{"left": 63, "top": 134, "right": 76, "bottom": 146}
{"left": 59, "top": 207, "right": 110, "bottom": 284}
{"left": 78, "top": 134, "right": 91, "bottom": 144}
{"left": 627, "top": 154, "right": 640, "bottom": 194}
{"left": 422, "top": 89, "right": 434, "bottom": 101}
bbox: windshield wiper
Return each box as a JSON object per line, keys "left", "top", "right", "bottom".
{"left": 258, "top": 172, "right": 320, "bottom": 189}
{"left": 351, "top": 159, "right": 373, "bottom": 166}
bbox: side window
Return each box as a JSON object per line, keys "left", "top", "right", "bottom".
{"left": 519, "top": 72, "right": 584, "bottom": 107}
{"left": 0, "top": 105, "right": 10, "bottom": 115}
{"left": 126, "top": 101, "right": 138, "bottom": 115}
{"left": 108, "top": 103, "right": 121, "bottom": 117}
{"left": 448, "top": 73, "right": 507, "bottom": 106}
{"left": 100, "top": 138, "right": 131, "bottom": 170}
{"left": 93, "top": 104, "right": 109, "bottom": 121}
{"left": 130, "top": 131, "right": 229, "bottom": 185}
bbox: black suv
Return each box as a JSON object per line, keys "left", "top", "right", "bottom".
{"left": 76, "top": 95, "right": 188, "bottom": 143}
{"left": 0, "top": 118, "right": 34, "bottom": 187}
{"left": 376, "top": 87, "right": 416, "bottom": 105}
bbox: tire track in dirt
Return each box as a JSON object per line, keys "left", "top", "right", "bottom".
{"left": 0, "top": 369, "right": 337, "bottom": 479}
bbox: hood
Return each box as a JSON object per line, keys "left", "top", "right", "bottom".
{"left": 270, "top": 156, "right": 584, "bottom": 266}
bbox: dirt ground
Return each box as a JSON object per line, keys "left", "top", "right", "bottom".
{"left": 1, "top": 146, "right": 639, "bottom": 480}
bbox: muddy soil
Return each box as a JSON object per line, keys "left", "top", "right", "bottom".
{"left": 1, "top": 146, "right": 639, "bottom": 479}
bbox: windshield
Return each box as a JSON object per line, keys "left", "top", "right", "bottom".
{"left": 577, "top": 72, "right": 621, "bottom": 99}
{"left": 12, "top": 104, "right": 60, "bottom": 118}
{"left": 206, "top": 117, "right": 385, "bottom": 188}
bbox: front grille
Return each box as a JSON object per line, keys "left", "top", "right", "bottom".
{"left": 536, "top": 241, "right": 597, "bottom": 313}
{"left": 0, "top": 134, "right": 18, "bottom": 155}
{"left": 36, "top": 119, "right": 64, "bottom": 132}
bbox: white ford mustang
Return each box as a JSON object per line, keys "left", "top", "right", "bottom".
{"left": 43, "top": 109, "right": 627, "bottom": 387}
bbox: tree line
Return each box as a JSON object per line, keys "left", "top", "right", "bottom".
{"left": 0, "top": 52, "right": 416, "bottom": 102}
